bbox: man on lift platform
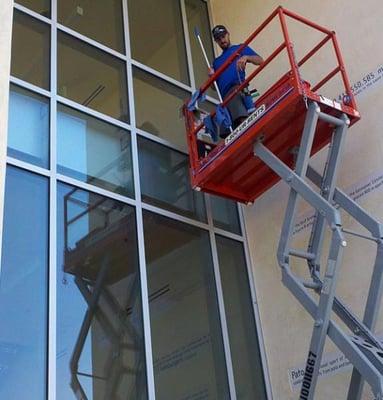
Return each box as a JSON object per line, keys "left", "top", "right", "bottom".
{"left": 210, "top": 25, "right": 264, "bottom": 137}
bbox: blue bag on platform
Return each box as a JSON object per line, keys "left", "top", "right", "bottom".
{"left": 215, "top": 105, "right": 232, "bottom": 130}
{"left": 203, "top": 115, "right": 218, "bottom": 142}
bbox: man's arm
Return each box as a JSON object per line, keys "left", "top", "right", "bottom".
{"left": 237, "top": 54, "right": 264, "bottom": 71}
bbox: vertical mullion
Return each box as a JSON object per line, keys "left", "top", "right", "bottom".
{"left": 206, "top": 195, "right": 238, "bottom": 400}
{"left": 48, "top": 0, "right": 58, "bottom": 399}
{"left": 122, "top": 0, "right": 156, "bottom": 398}
{"left": 0, "top": 2, "right": 13, "bottom": 277}
{"left": 180, "top": 0, "right": 196, "bottom": 90}
{"left": 205, "top": 0, "right": 219, "bottom": 58}
{"left": 237, "top": 203, "right": 274, "bottom": 400}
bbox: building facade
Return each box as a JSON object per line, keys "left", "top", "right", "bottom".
{"left": 0, "top": 0, "right": 382, "bottom": 400}
{"left": 0, "top": 1, "right": 269, "bottom": 399}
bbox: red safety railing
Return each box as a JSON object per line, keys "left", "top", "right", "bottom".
{"left": 184, "top": 6, "right": 358, "bottom": 173}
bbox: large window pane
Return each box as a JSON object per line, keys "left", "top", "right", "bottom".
{"left": 216, "top": 236, "right": 267, "bottom": 400}
{"left": 138, "top": 137, "right": 206, "bottom": 221}
{"left": 185, "top": 0, "right": 217, "bottom": 98}
{"left": 17, "top": 0, "right": 50, "bottom": 17}
{"left": 211, "top": 195, "right": 241, "bottom": 234}
{"left": 143, "top": 212, "right": 230, "bottom": 399}
{"left": 133, "top": 68, "right": 188, "bottom": 148}
{"left": 58, "top": 32, "right": 129, "bottom": 122}
{"left": 58, "top": 0, "right": 125, "bottom": 53}
{"left": 8, "top": 84, "right": 49, "bottom": 168}
{"left": 0, "top": 166, "right": 48, "bottom": 399}
{"left": 57, "top": 183, "right": 147, "bottom": 400}
{"left": 128, "top": 0, "right": 189, "bottom": 84}
{"left": 57, "top": 104, "right": 134, "bottom": 198}
{"left": 11, "top": 10, "right": 50, "bottom": 89}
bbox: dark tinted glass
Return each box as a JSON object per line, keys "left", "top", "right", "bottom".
{"left": 216, "top": 236, "right": 267, "bottom": 400}
{"left": 185, "top": 0, "right": 217, "bottom": 98}
{"left": 133, "top": 67, "right": 189, "bottom": 149}
{"left": 58, "top": 0, "right": 125, "bottom": 53}
{"left": 11, "top": 10, "right": 50, "bottom": 89}
{"left": 58, "top": 32, "right": 129, "bottom": 122}
{"left": 143, "top": 212, "right": 230, "bottom": 399}
{"left": 138, "top": 137, "right": 206, "bottom": 221}
{"left": 57, "top": 104, "right": 134, "bottom": 197}
{"left": 211, "top": 195, "right": 241, "bottom": 234}
{"left": 56, "top": 183, "right": 147, "bottom": 399}
{"left": 17, "top": 0, "right": 50, "bottom": 17}
{"left": 0, "top": 166, "right": 48, "bottom": 399}
{"left": 128, "top": 0, "right": 189, "bottom": 83}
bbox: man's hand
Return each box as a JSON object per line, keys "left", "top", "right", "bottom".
{"left": 237, "top": 54, "right": 264, "bottom": 71}
{"left": 237, "top": 56, "right": 248, "bottom": 71}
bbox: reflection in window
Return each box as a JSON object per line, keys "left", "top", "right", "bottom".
{"left": 211, "top": 195, "right": 241, "bottom": 234}
{"left": 133, "top": 67, "right": 189, "bottom": 148}
{"left": 17, "top": 0, "right": 50, "bottom": 17}
{"left": 138, "top": 137, "right": 206, "bottom": 221}
{"left": 8, "top": 84, "right": 49, "bottom": 168}
{"left": 0, "top": 166, "right": 48, "bottom": 399}
{"left": 128, "top": 0, "right": 189, "bottom": 84}
{"left": 216, "top": 236, "right": 267, "bottom": 400}
{"left": 11, "top": 10, "right": 50, "bottom": 89}
{"left": 58, "top": 0, "right": 125, "bottom": 53}
{"left": 57, "top": 104, "right": 134, "bottom": 198}
{"left": 56, "top": 183, "right": 147, "bottom": 400}
{"left": 185, "top": 0, "right": 217, "bottom": 98}
{"left": 58, "top": 32, "right": 129, "bottom": 122}
{"left": 143, "top": 212, "right": 230, "bottom": 399}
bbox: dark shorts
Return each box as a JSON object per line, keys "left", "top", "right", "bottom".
{"left": 224, "top": 85, "right": 249, "bottom": 125}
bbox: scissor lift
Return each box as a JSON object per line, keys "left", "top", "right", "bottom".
{"left": 183, "top": 7, "right": 383, "bottom": 400}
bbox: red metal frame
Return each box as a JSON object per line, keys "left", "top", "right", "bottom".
{"left": 183, "top": 6, "right": 360, "bottom": 203}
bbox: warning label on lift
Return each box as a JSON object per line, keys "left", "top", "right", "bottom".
{"left": 224, "top": 104, "right": 266, "bottom": 145}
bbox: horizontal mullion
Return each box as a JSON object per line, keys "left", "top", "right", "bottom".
{"left": 10, "top": 76, "right": 51, "bottom": 98}
{"left": 56, "top": 173, "right": 136, "bottom": 207}
{"left": 131, "top": 59, "right": 192, "bottom": 93}
{"left": 56, "top": 95, "right": 132, "bottom": 131}
{"left": 213, "top": 228, "right": 244, "bottom": 241}
{"left": 7, "top": 157, "right": 51, "bottom": 177}
{"left": 205, "top": 95, "right": 220, "bottom": 105}
{"left": 135, "top": 128, "right": 188, "bottom": 155}
{"left": 142, "top": 201, "right": 210, "bottom": 231}
{"left": 14, "top": 3, "right": 52, "bottom": 25}
{"left": 56, "top": 23, "right": 127, "bottom": 61}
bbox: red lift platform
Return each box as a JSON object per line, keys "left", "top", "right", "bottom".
{"left": 183, "top": 6, "right": 360, "bottom": 204}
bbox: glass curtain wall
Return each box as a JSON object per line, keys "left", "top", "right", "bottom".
{"left": 2, "top": 1, "right": 268, "bottom": 399}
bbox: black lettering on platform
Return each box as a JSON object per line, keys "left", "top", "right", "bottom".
{"left": 300, "top": 351, "right": 317, "bottom": 400}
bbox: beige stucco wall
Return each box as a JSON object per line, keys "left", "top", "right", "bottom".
{"left": 0, "top": 1, "right": 13, "bottom": 266}
{"left": 210, "top": 0, "right": 383, "bottom": 399}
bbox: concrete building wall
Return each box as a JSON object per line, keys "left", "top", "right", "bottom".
{"left": 210, "top": 1, "right": 383, "bottom": 399}
{"left": 0, "top": 1, "right": 13, "bottom": 267}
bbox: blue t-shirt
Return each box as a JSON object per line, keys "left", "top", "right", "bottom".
{"left": 212, "top": 44, "right": 258, "bottom": 98}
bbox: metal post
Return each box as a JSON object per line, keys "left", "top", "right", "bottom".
{"left": 276, "top": 101, "right": 319, "bottom": 265}
{"left": 299, "top": 229, "right": 345, "bottom": 400}
{"left": 307, "top": 114, "right": 349, "bottom": 276}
